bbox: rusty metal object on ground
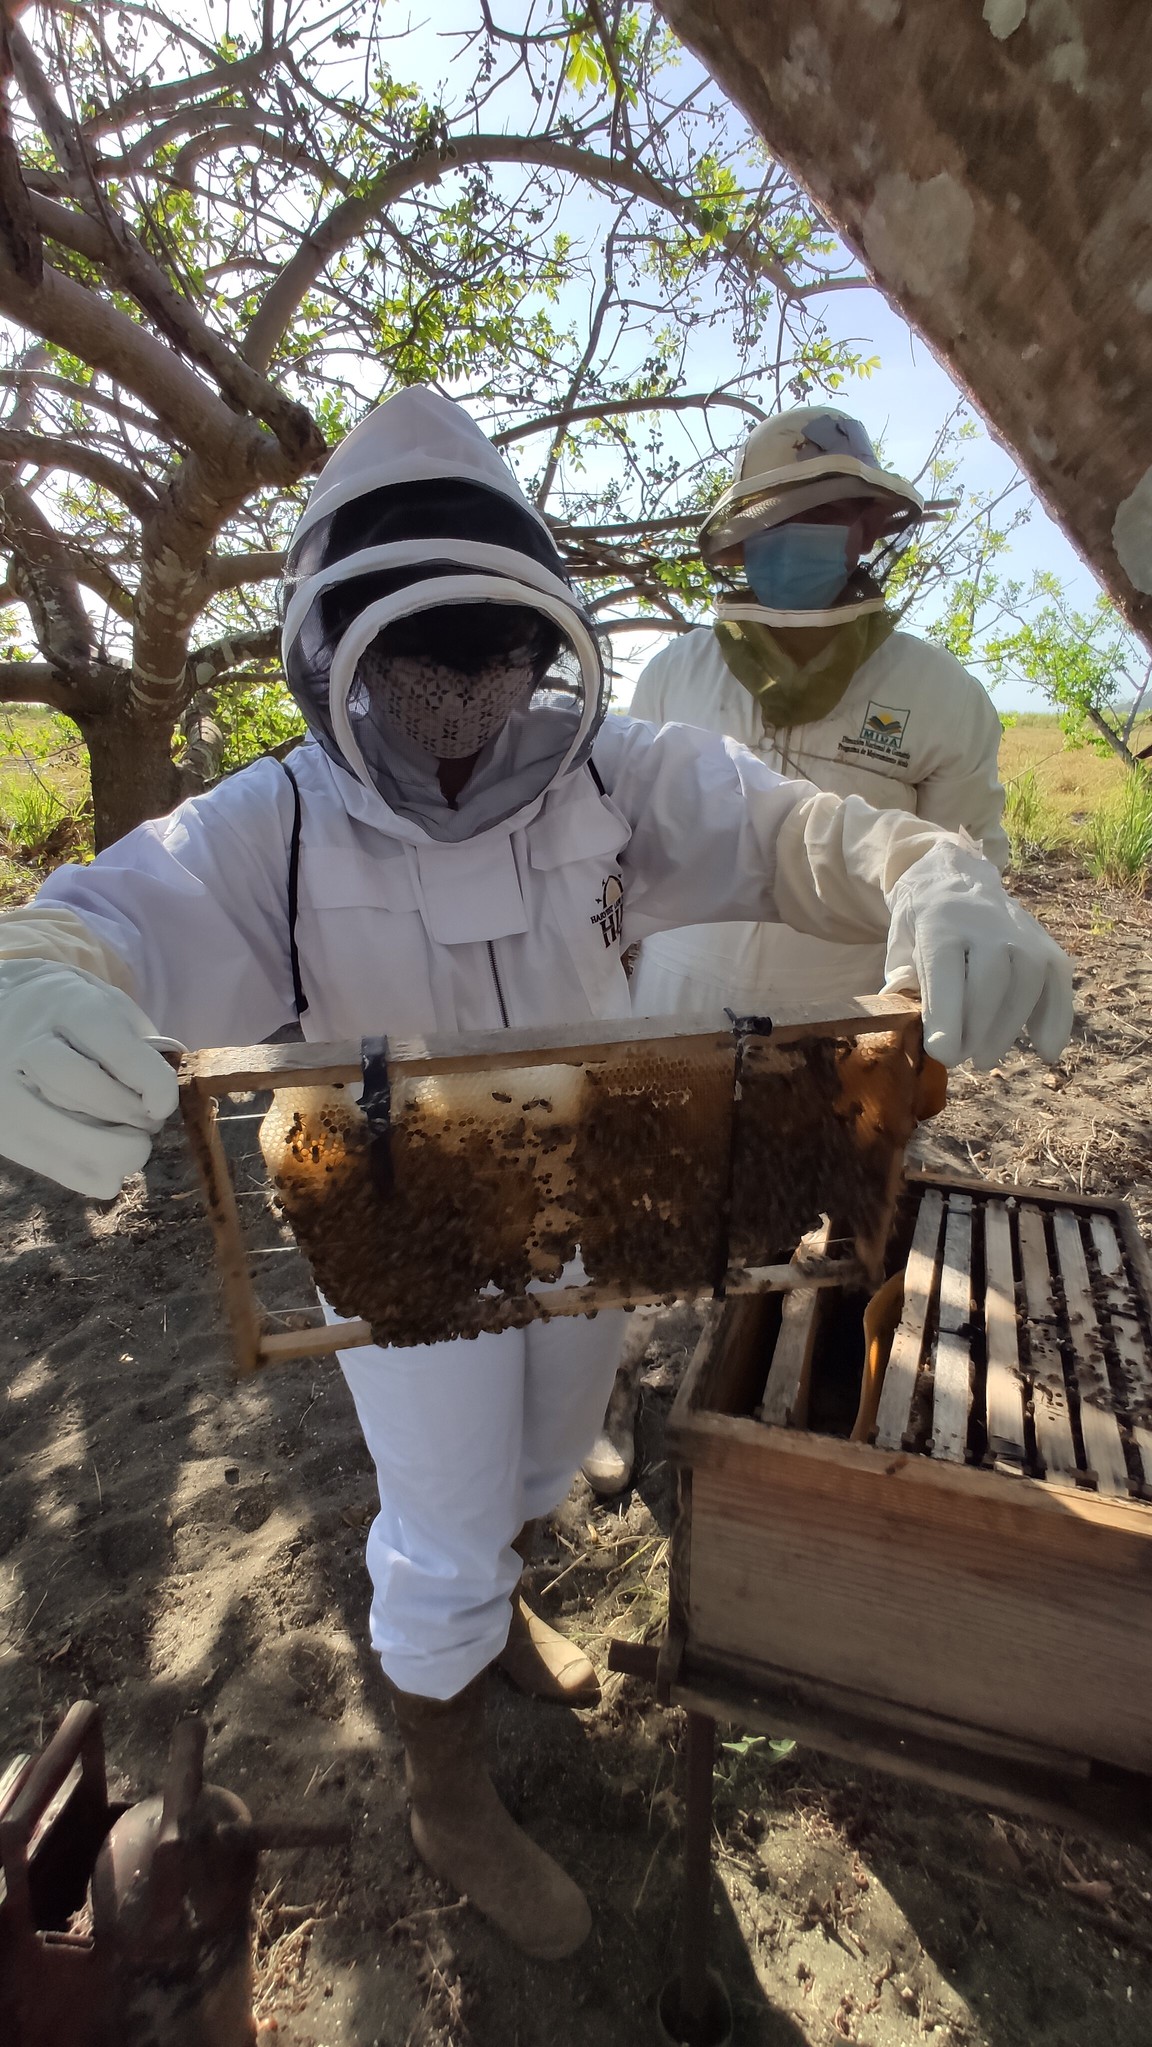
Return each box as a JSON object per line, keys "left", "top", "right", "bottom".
{"left": 1, "top": 1705, "right": 343, "bottom": 2047}
{"left": 0, "top": 1701, "right": 113, "bottom": 2047}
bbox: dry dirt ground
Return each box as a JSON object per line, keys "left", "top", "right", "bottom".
{"left": 2, "top": 859, "right": 1152, "bottom": 2047}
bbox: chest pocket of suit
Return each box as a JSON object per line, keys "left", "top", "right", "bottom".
{"left": 529, "top": 785, "right": 633, "bottom": 1013}
{"left": 298, "top": 845, "right": 420, "bottom": 913}
{"left": 292, "top": 842, "right": 438, "bottom": 1037}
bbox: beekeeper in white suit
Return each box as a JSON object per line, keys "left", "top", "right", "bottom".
{"left": 0, "top": 387, "right": 1071, "bottom": 1964}
{"left": 583, "top": 404, "right": 1012, "bottom": 1493}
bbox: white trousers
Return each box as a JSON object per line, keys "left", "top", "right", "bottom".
{"left": 336, "top": 1311, "right": 626, "bottom": 1700}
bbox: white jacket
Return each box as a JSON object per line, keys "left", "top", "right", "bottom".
{"left": 628, "top": 626, "right": 1007, "bottom": 1021}
{"left": 0, "top": 388, "right": 970, "bottom": 1050}
{"left": 9, "top": 718, "right": 952, "bottom": 1046}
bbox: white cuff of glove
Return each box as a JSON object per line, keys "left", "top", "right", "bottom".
{"left": 881, "top": 838, "right": 1073, "bottom": 1070}
{"left": 0, "top": 958, "right": 182, "bottom": 1199}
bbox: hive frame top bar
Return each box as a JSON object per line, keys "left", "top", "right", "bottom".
{"left": 178, "top": 991, "right": 923, "bottom": 1375}
{"left": 178, "top": 991, "right": 921, "bottom": 1098}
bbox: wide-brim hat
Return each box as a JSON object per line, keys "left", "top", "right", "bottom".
{"left": 700, "top": 404, "right": 926, "bottom": 562}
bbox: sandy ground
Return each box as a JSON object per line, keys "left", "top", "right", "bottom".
{"left": 2, "top": 859, "right": 1152, "bottom": 2047}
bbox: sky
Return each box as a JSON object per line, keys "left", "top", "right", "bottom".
{"left": 375, "top": 1, "right": 1106, "bottom": 714}
{"left": 6, "top": 1, "right": 1112, "bottom": 716}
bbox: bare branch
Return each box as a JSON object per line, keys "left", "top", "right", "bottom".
{"left": 186, "top": 626, "right": 280, "bottom": 691}
{"left": 533, "top": 226, "right": 620, "bottom": 511}
{"left": 0, "top": 367, "right": 160, "bottom": 435}
{"left": 0, "top": 425, "right": 157, "bottom": 516}
{"left": 6, "top": 15, "right": 87, "bottom": 183}
{"left": 79, "top": 45, "right": 277, "bottom": 140}
{"left": 0, "top": 245, "right": 254, "bottom": 467}
{"left": 0, "top": 658, "right": 75, "bottom": 706}
{"left": 493, "top": 388, "right": 767, "bottom": 448}
{"left": 204, "top": 550, "right": 285, "bottom": 590}
{"left": 0, "top": 467, "right": 92, "bottom": 673}
{"left": 24, "top": 197, "right": 326, "bottom": 470}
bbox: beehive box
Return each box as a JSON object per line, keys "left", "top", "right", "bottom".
{"left": 663, "top": 1172, "right": 1152, "bottom": 1836}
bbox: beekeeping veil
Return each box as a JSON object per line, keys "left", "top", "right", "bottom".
{"left": 281, "top": 386, "right": 606, "bottom": 842}
{"left": 697, "top": 405, "right": 935, "bottom": 727}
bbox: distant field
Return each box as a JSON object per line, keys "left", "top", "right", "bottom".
{"left": 999, "top": 720, "right": 1119, "bottom": 832}
{"left": 999, "top": 713, "right": 1145, "bottom": 834}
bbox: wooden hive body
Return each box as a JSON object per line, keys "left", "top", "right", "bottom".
{"left": 665, "top": 1172, "right": 1152, "bottom": 1835}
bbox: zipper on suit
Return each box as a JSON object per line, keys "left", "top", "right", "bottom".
{"left": 488, "top": 939, "right": 510, "bottom": 1027}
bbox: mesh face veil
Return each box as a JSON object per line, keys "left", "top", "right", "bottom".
{"left": 352, "top": 600, "right": 560, "bottom": 759}
{"left": 280, "top": 393, "right": 607, "bottom": 842}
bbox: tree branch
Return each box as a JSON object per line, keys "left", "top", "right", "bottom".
{"left": 0, "top": 367, "right": 160, "bottom": 435}
{"left": 79, "top": 45, "right": 276, "bottom": 140}
{"left": 0, "top": 467, "right": 92, "bottom": 672}
{"left": 185, "top": 626, "right": 280, "bottom": 691}
{"left": 533, "top": 228, "right": 620, "bottom": 510}
{"left": 493, "top": 388, "right": 767, "bottom": 448}
{"left": 0, "top": 425, "right": 157, "bottom": 516}
{"left": 204, "top": 549, "right": 285, "bottom": 590}
{"left": 0, "top": 244, "right": 252, "bottom": 468}
{"left": 23, "top": 199, "right": 326, "bottom": 471}
{"left": 1085, "top": 699, "right": 1140, "bottom": 768}
{"left": 0, "top": 659, "right": 75, "bottom": 706}
{"left": 243, "top": 130, "right": 801, "bottom": 374}
{"left": 6, "top": 15, "right": 87, "bottom": 183}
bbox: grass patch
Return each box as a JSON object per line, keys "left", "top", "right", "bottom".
{"left": 0, "top": 775, "right": 68, "bottom": 852}
{"left": 1085, "top": 770, "right": 1152, "bottom": 892}
{"left": 1002, "top": 766, "right": 1064, "bottom": 862}
{"left": 997, "top": 718, "right": 1136, "bottom": 831}
{"left": 998, "top": 715, "right": 1152, "bottom": 878}
{"left": 0, "top": 706, "right": 93, "bottom": 894}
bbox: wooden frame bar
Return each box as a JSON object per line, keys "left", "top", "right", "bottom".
{"left": 982, "top": 1200, "right": 1027, "bottom": 1468}
{"left": 873, "top": 1188, "right": 944, "bottom": 1451}
{"left": 1051, "top": 1209, "right": 1130, "bottom": 1497}
{"left": 1088, "top": 1212, "right": 1152, "bottom": 1491}
{"left": 178, "top": 998, "right": 922, "bottom": 1374}
{"left": 1017, "top": 1202, "right": 1080, "bottom": 1486}
{"left": 930, "top": 1192, "right": 973, "bottom": 1464}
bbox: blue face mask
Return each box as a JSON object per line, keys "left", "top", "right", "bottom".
{"left": 743, "top": 523, "right": 853, "bottom": 612}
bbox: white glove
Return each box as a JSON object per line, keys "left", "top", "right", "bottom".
{"left": 0, "top": 958, "right": 181, "bottom": 1198}
{"left": 882, "top": 840, "right": 1073, "bottom": 1069}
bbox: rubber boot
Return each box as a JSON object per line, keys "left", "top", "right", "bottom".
{"left": 496, "top": 1523, "right": 600, "bottom": 1706}
{"left": 388, "top": 1674, "right": 591, "bottom": 1960}
{"left": 581, "top": 1357, "right": 642, "bottom": 1495}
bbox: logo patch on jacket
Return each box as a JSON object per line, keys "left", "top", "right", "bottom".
{"left": 862, "top": 701, "right": 910, "bottom": 748}
{"left": 592, "top": 873, "right": 624, "bottom": 948}
{"left": 838, "top": 700, "right": 912, "bottom": 769}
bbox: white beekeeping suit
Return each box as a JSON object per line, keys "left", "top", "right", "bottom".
{"left": 629, "top": 404, "right": 1010, "bottom": 1025}
{"left": 0, "top": 387, "right": 1070, "bottom": 1963}
{"left": 584, "top": 406, "right": 1011, "bottom": 1497}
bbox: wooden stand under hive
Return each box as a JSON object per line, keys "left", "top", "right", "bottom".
{"left": 661, "top": 1170, "right": 1152, "bottom": 1834}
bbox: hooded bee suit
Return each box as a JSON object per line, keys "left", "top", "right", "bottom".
{"left": 0, "top": 389, "right": 1071, "bottom": 1954}
{"left": 629, "top": 406, "right": 1011, "bottom": 1023}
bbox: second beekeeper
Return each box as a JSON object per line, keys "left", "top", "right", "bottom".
{"left": 0, "top": 387, "right": 1073, "bottom": 1964}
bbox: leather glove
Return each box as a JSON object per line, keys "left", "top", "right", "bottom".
{"left": 0, "top": 958, "right": 181, "bottom": 1198}
{"left": 882, "top": 840, "right": 1073, "bottom": 1069}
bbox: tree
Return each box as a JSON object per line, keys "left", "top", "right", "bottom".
{"left": 657, "top": 0, "right": 1152, "bottom": 651}
{"left": 0, "top": 0, "right": 876, "bottom": 847}
{"left": 986, "top": 579, "right": 1152, "bottom": 770}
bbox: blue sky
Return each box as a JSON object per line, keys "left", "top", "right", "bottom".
{"left": 377, "top": 3, "right": 1104, "bottom": 713}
